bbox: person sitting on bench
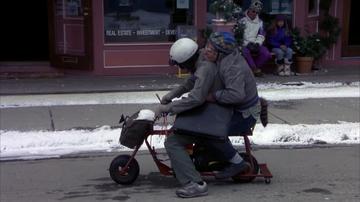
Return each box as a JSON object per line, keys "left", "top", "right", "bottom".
{"left": 267, "top": 14, "right": 294, "bottom": 76}
{"left": 238, "top": 0, "right": 271, "bottom": 77}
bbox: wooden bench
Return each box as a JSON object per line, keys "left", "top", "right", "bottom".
{"left": 177, "top": 68, "right": 190, "bottom": 78}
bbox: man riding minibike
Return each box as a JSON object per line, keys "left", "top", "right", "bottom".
{"left": 154, "top": 33, "right": 262, "bottom": 198}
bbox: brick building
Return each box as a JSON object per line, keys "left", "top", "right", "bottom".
{"left": 1, "top": 0, "right": 358, "bottom": 77}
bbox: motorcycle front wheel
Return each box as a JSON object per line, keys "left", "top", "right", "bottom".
{"left": 109, "top": 154, "right": 139, "bottom": 185}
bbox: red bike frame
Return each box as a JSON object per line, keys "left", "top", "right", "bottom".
{"left": 119, "top": 119, "right": 273, "bottom": 183}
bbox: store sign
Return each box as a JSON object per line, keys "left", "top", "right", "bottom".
{"left": 105, "top": 29, "right": 176, "bottom": 37}
{"left": 177, "top": 0, "right": 189, "bottom": 9}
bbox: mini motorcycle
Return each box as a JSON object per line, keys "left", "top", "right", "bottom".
{"left": 109, "top": 115, "right": 273, "bottom": 185}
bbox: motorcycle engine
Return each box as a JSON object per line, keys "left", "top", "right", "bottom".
{"left": 192, "top": 144, "right": 228, "bottom": 172}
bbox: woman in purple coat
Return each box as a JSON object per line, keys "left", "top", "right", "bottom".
{"left": 268, "top": 15, "right": 293, "bottom": 76}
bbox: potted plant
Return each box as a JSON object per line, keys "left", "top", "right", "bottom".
{"left": 209, "top": 0, "right": 240, "bottom": 23}
{"left": 291, "top": 28, "right": 327, "bottom": 73}
{"left": 291, "top": 8, "right": 341, "bottom": 74}
{"left": 319, "top": 14, "right": 341, "bottom": 49}
{"left": 232, "top": 21, "right": 245, "bottom": 46}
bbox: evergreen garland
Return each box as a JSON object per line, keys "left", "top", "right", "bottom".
{"left": 319, "top": 14, "right": 341, "bottom": 49}
{"left": 209, "top": 0, "right": 240, "bottom": 22}
{"left": 292, "top": 0, "right": 341, "bottom": 60}
{"left": 233, "top": 22, "right": 245, "bottom": 46}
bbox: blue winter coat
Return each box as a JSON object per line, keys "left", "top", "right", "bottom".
{"left": 268, "top": 27, "right": 292, "bottom": 48}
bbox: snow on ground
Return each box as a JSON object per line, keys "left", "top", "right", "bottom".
{"left": 0, "top": 82, "right": 359, "bottom": 108}
{"left": 1, "top": 122, "right": 359, "bottom": 161}
{"left": 0, "top": 82, "right": 359, "bottom": 160}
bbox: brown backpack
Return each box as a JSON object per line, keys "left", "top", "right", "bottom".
{"left": 260, "top": 97, "right": 268, "bottom": 127}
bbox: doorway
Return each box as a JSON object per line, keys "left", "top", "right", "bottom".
{"left": 48, "top": 0, "right": 93, "bottom": 70}
{"left": 1, "top": 0, "right": 49, "bottom": 61}
{"left": 342, "top": 0, "right": 360, "bottom": 57}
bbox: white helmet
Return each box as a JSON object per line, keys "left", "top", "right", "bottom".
{"left": 169, "top": 38, "right": 198, "bottom": 64}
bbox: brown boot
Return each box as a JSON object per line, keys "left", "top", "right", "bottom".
{"left": 276, "top": 64, "right": 285, "bottom": 76}
{"left": 253, "top": 68, "right": 264, "bottom": 77}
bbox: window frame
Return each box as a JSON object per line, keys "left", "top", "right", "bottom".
{"left": 307, "top": 0, "right": 320, "bottom": 17}
{"left": 103, "top": 0, "right": 195, "bottom": 44}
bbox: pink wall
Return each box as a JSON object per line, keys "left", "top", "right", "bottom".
{"left": 321, "top": 0, "right": 359, "bottom": 66}
{"left": 92, "top": 0, "right": 174, "bottom": 75}
{"left": 91, "top": 0, "right": 104, "bottom": 75}
{"left": 293, "top": 0, "right": 307, "bottom": 34}
{"left": 91, "top": 0, "right": 207, "bottom": 76}
{"left": 293, "top": 0, "right": 360, "bottom": 67}
{"left": 91, "top": 0, "right": 358, "bottom": 76}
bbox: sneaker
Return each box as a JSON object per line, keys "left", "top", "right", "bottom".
{"left": 276, "top": 64, "right": 285, "bottom": 75}
{"left": 278, "top": 70, "right": 286, "bottom": 76}
{"left": 176, "top": 181, "right": 208, "bottom": 198}
{"left": 215, "top": 161, "right": 250, "bottom": 179}
{"left": 253, "top": 68, "right": 264, "bottom": 77}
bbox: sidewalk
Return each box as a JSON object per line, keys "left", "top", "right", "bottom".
{"left": 0, "top": 65, "right": 359, "bottom": 132}
{"left": 0, "top": 66, "right": 359, "bottom": 95}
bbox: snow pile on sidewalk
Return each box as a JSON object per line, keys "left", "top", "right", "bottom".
{"left": 258, "top": 81, "right": 360, "bottom": 101}
{"left": 1, "top": 122, "right": 359, "bottom": 160}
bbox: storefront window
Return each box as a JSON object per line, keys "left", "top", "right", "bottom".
{"left": 308, "top": 0, "right": 319, "bottom": 16}
{"left": 264, "top": 0, "right": 292, "bottom": 15}
{"left": 206, "top": 0, "right": 293, "bottom": 27}
{"left": 65, "top": 0, "right": 82, "bottom": 17}
{"left": 104, "top": 0, "right": 194, "bottom": 43}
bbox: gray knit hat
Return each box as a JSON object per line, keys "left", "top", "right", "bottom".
{"left": 209, "top": 32, "right": 237, "bottom": 55}
{"left": 249, "top": 0, "right": 263, "bottom": 13}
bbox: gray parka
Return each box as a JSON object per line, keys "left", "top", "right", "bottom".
{"left": 214, "top": 48, "right": 260, "bottom": 117}
{"left": 166, "top": 51, "right": 223, "bottom": 114}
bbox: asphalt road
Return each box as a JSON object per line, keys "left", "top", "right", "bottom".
{"left": 1, "top": 96, "right": 359, "bottom": 201}
{"left": 1, "top": 145, "right": 359, "bottom": 202}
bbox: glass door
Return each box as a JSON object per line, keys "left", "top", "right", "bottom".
{"left": 49, "top": 0, "right": 93, "bottom": 69}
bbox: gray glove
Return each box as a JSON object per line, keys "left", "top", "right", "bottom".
{"left": 247, "top": 42, "right": 260, "bottom": 54}
{"left": 160, "top": 93, "right": 174, "bottom": 104}
{"left": 161, "top": 87, "right": 186, "bottom": 104}
{"left": 154, "top": 104, "right": 170, "bottom": 118}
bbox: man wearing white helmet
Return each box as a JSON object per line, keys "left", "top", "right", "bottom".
{"left": 156, "top": 38, "right": 223, "bottom": 112}
{"left": 154, "top": 38, "right": 237, "bottom": 198}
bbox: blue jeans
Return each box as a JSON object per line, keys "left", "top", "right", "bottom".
{"left": 165, "top": 133, "right": 239, "bottom": 185}
{"left": 207, "top": 111, "right": 257, "bottom": 160}
{"left": 272, "top": 47, "right": 293, "bottom": 62}
{"left": 228, "top": 111, "right": 257, "bottom": 136}
{"left": 165, "top": 112, "right": 256, "bottom": 185}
